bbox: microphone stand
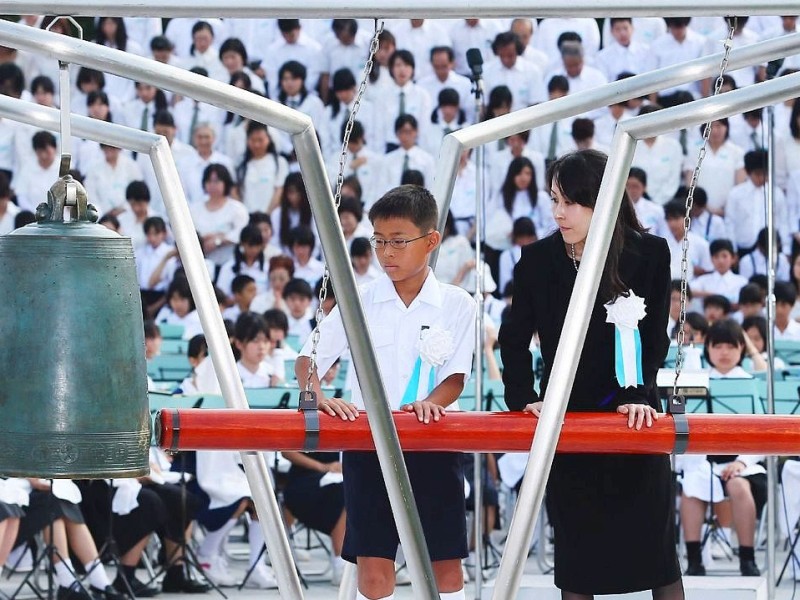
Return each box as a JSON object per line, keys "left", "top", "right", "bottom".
{"left": 468, "top": 51, "right": 485, "bottom": 600}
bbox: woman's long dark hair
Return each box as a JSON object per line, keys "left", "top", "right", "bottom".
{"left": 95, "top": 17, "right": 128, "bottom": 51}
{"left": 279, "top": 172, "right": 312, "bottom": 248}
{"left": 236, "top": 121, "right": 278, "bottom": 189}
{"left": 501, "top": 156, "right": 537, "bottom": 216}
{"left": 233, "top": 224, "right": 265, "bottom": 274}
{"left": 546, "top": 149, "right": 645, "bottom": 302}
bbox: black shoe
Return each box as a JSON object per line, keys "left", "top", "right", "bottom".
{"left": 112, "top": 575, "right": 161, "bottom": 598}
{"left": 57, "top": 583, "right": 93, "bottom": 600}
{"left": 740, "top": 559, "right": 761, "bottom": 576}
{"left": 161, "top": 568, "right": 211, "bottom": 594}
{"left": 90, "top": 585, "right": 128, "bottom": 600}
{"left": 684, "top": 561, "right": 706, "bottom": 576}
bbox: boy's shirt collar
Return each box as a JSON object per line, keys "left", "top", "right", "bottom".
{"left": 373, "top": 269, "right": 443, "bottom": 309}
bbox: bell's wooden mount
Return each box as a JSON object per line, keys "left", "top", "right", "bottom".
{"left": 156, "top": 409, "right": 800, "bottom": 455}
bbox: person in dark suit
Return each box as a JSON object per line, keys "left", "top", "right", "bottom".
{"left": 499, "top": 149, "right": 684, "bottom": 599}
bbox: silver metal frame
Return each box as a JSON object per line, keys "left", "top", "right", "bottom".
{"left": 0, "top": 18, "right": 439, "bottom": 599}
{"left": 0, "top": 1, "right": 794, "bottom": 16}
{"left": 492, "top": 70, "right": 800, "bottom": 599}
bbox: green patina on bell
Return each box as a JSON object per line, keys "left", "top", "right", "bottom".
{"left": 0, "top": 174, "right": 150, "bottom": 478}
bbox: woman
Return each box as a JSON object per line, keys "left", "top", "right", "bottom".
{"left": 499, "top": 150, "right": 683, "bottom": 599}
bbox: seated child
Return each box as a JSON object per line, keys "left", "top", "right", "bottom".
{"left": 222, "top": 274, "right": 257, "bottom": 322}
{"left": 703, "top": 294, "right": 732, "bottom": 324}
{"left": 233, "top": 312, "right": 278, "bottom": 388}
{"left": 155, "top": 277, "right": 203, "bottom": 340}
{"left": 351, "top": 237, "right": 381, "bottom": 285}
{"left": 678, "top": 319, "right": 766, "bottom": 577}
{"left": 177, "top": 334, "right": 208, "bottom": 395}
{"left": 283, "top": 278, "right": 314, "bottom": 344}
{"left": 775, "top": 281, "right": 800, "bottom": 341}
{"left": 216, "top": 224, "right": 269, "bottom": 300}
{"left": 731, "top": 283, "right": 765, "bottom": 324}
{"left": 289, "top": 225, "right": 325, "bottom": 287}
{"left": 263, "top": 308, "right": 297, "bottom": 381}
{"left": 689, "top": 239, "right": 748, "bottom": 309}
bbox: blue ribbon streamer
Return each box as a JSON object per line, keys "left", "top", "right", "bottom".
{"left": 400, "top": 357, "right": 436, "bottom": 406}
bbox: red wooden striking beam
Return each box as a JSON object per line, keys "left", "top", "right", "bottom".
{"left": 156, "top": 409, "right": 800, "bottom": 455}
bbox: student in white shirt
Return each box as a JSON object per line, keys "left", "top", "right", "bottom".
{"left": 738, "top": 227, "right": 791, "bottom": 282}
{"left": 120, "top": 82, "right": 168, "bottom": 133}
{"left": 271, "top": 172, "right": 317, "bottom": 253}
{"left": 663, "top": 199, "right": 713, "bottom": 280}
{"left": 93, "top": 17, "right": 142, "bottom": 101}
{"left": 650, "top": 18, "right": 706, "bottom": 98}
{"left": 527, "top": 76, "right": 575, "bottom": 163}
{"left": 13, "top": 130, "right": 59, "bottom": 212}
{"left": 323, "top": 69, "right": 380, "bottom": 159}
{"left": 83, "top": 144, "right": 144, "bottom": 217}
{"left": 135, "top": 216, "right": 173, "bottom": 317}
{"left": 171, "top": 69, "right": 225, "bottom": 147}
{"left": 533, "top": 17, "right": 602, "bottom": 64}
{"left": 236, "top": 121, "right": 289, "bottom": 214}
{"left": 216, "top": 224, "right": 270, "bottom": 299}
{"left": 376, "top": 49, "right": 433, "bottom": 151}
{"left": 448, "top": 19, "right": 504, "bottom": 77}
{"left": 416, "top": 46, "right": 474, "bottom": 125}
{"left": 701, "top": 17, "right": 763, "bottom": 93}
{"left": 682, "top": 119, "right": 746, "bottom": 214}
{"left": 338, "top": 196, "right": 372, "bottom": 252}
{"left": 350, "top": 237, "right": 382, "bottom": 285}
{"left": 155, "top": 277, "right": 203, "bottom": 340}
{"left": 318, "top": 19, "right": 370, "bottom": 103}
{"left": 680, "top": 318, "right": 766, "bottom": 577}
{"left": 631, "top": 105, "right": 685, "bottom": 206}
{"left": 689, "top": 239, "right": 749, "bottom": 308}
{"left": 289, "top": 226, "right": 324, "bottom": 289}
{"left": 0, "top": 172, "right": 19, "bottom": 235}
{"left": 189, "top": 163, "right": 249, "bottom": 266}
{"left": 117, "top": 181, "right": 154, "bottom": 250}
{"left": 326, "top": 121, "right": 383, "bottom": 211}
{"left": 283, "top": 277, "right": 314, "bottom": 344}
{"left": 233, "top": 311, "right": 278, "bottom": 388}
{"left": 725, "top": 149, "right": 789, "bottom": 255}
{"left": 483, "top": 32, "right": 544, "bottom": 111}
{"left": 489, "top": 130, "right": 546, "bottom": 197}
{"left": 775, "top": 281, "right": 800, "bottom": 341}
{"left": 626, "top": 168, "right": 669, "bottom": 239}
{"left": 264, "top": 19, "right": 324, "bottom": 97}
{"left": 544, "top": 39, "right": 608, "bottom": 118}
{"left": 390, "top": 19, "right": 453, "bottom": 82}
{"left": 183, "top": 21, "right": 227, "bottom": 82}
{"left": 378, "top": 114, "right": 436, "bottom": 196}
{"left": 420, "top": 88, "right": 467, "bottom": 157}
{"left": 434, "top": 211, "right": 478, "bottom": 291}
{"left": 498, "top": 217, "right": 537, "bottom": 295}
{"left": 273, "top": 60, "right": 327, "bottom": 158}
{"left": 687, "top": 187, "right": 730, "bottom": 243}
{"left": 596, "top": 18, "right": 655, "bottom": 81}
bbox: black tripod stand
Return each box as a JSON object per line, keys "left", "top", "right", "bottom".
{"left": 146, "top": 453, "right": 226, "bottom": 598}
{"left": 10, "top": 482, "right": 92, "bottom": 600}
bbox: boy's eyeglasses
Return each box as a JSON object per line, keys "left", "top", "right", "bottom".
{"left": 369, "top": 233, "right": 431, "bottom": 250}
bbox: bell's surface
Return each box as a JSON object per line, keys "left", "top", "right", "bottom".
{"left": 0, "top": 175, "right": 150, "bottom": 478}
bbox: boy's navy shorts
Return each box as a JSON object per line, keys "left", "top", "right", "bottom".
{"left": 341, "top": 450, "right": 468, "bottom": 564}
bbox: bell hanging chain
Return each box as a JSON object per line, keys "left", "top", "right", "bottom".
{"left": 305, "top": 18, "right": 385, "bottom": 395}
{"left": 673, "top": 17, "right": 737, "bottom": 398}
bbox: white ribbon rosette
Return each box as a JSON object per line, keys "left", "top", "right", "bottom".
{"left": 400, "top": 326, "right": 455, "bottom": 404}
{"left": 604, "top": 291, "right": 647, "bottom": 388}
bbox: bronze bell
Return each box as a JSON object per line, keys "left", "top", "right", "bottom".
{"left": 0, "top": 174, "right": 150, "bottom": 478}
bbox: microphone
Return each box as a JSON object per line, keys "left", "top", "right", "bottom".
{"left": 466, "top": 47, "right": 483, "bottom": 79}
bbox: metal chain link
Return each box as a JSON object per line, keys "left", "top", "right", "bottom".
{"left": 305, "top": 18, "right": 385, "bottom": 394}
{"left": 673, "top": 17, "right": 737, "bottom": 396}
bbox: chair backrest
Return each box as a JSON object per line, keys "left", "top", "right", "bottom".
{"left": 775, "top": 340, "right": 800, "bottom": 365}
{"left": 708, "top": 378, "right": 763, "bottom": 414}
{"left": 160, "top": 338, "right": 188, "bottom": 355}
{"left": 158, "top": 323, "right": 185, "bottom": 340}
{"left": 245, "top": 387, "right": 294, "bottom": 409}
{"left": 757, "top": 380, "right": 800, "bottom": 415}
{"left": 147, "top": 354, "right": 192, "bottom": 382}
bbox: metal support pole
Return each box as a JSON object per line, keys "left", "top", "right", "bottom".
{"left": 473, "top": 113, "right": 485, "bottom": 600}
{"left": 293, "top": 129, "right": 439, "bottom": 599}
{"left": 491, "top": 130, "right": 639, "bottom": 599}
{"left": 765, "top": 104, "right": 777, "bottom": 596}
{"left": 149, "top": 139, "right": 303, "bottom": 600}
{"left": 0, "top": 0, "right": 793, "bottom": 17}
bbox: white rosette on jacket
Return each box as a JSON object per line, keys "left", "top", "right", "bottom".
{"left": 401, "top": 326, "right": 455, "bottom": 406}
{"left": 604, "top": 291, "right": 647, "bottom": 388}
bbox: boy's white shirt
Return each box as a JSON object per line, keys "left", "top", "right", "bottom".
{"left": 299, "top": 269, "right": 477, "bottom": 410}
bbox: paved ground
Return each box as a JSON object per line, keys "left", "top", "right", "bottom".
{"left": 3, "top": 522, "right": 800, "bottom": 599}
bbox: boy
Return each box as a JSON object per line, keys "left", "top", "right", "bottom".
{"left": 688, "top": 239, "right": 748, "bottom": 309}
{"left": 117, "top": 180, "right": 153, "bottom": 250}
{"left": 379, "top": 114, "right": 436, "bottom": 196}
{"left": 663, "top": 199, "right": 713, "bottom": 281}
{"left": 725, "top": 149, "right": 789, "bottom": 256}
{"left": 731, "top": 283, "right": 766, "bottom": 324}
{"left": 283, "top": 278, "right": 314, "bottom": 344}
{"left": 351, "top": 236, "right": 382, "bottom": 285}
{"left": 775, "top": 281, "right": 800, "bottom": 341}
{"left": 263, "top": 308, "right": 297, "bottom": 381}
{"left": 703, "top": 294, "right": 731, "bottom": 324}
{"left": 296, "top": 185, "right": 476, "bottom": 600}
{"left": 498, "top": 217, "right": 536, "bottom": 294}
{"left": 223, "top": 274, "right": 257, "bottom": 322}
